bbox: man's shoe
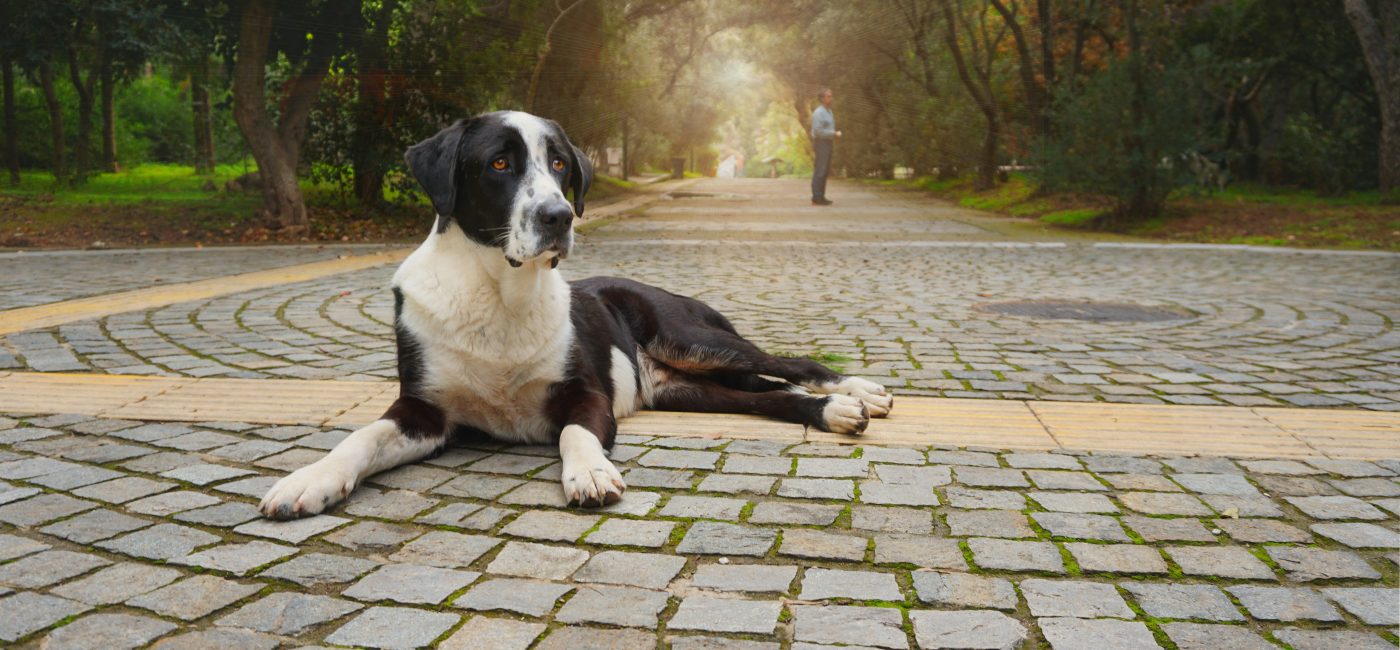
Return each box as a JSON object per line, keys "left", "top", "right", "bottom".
{"left": 812, "top": 198, "right": 833, "bottom": 205}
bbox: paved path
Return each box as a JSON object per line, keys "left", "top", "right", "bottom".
{"left": 0, "top": 177, "right": 1396, "bottom": 648}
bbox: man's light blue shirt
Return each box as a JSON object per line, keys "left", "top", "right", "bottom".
{"left": 811, "top": 105, "right": 836, "bottom": 141}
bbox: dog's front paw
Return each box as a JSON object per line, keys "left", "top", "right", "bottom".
{"left": 820, "top": 394, "right": 870, "bottom": 434}
{"left": 835, "top": 377, "right": 893, "bottom": 418}
{"left": 259, "top": 461, "right": 356, "bottom": 520}
{"left": 561, "top": 460, "right": 626, "bottom": 508}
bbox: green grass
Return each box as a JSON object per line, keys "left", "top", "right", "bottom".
{"left": 3, "top": 163, "right": 253, "bottom": 204}
{"left": 1039, "top": 208, "right": 1104, "bottom": 227}
{"left": 1187, "top": 182, "right": 1387, "bottom": 207}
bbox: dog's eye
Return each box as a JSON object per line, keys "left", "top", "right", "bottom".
{"left": 491, "top": 157, "right": 509, "bottom": 171}
{"left": 551, "top": 158, "right": 566, "bottom": 172}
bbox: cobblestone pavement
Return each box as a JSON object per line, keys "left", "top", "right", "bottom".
{"left": 2, "top": 179, "right": 1396, "bottom": 409}
{"left": 0, "top": 413, "right": 1397, "bottom": 648}
{"left": 0, "top": 245, "right": 389, "bottom": 311}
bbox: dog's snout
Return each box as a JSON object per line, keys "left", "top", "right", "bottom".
{"left": 539, "top": 202, "right": 574, "bottom": 229}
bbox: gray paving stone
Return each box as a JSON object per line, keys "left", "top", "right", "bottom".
{"left": 0, "top": 484, "right": 40, "bottom": 506}
{"left": 661, "top": 495, "right": 748, "bottom": 520}
{"left": 799, "top": 567, "right": 902, "bottom": 601}
{"left": 910, "top": 609, "right": 1027, "bottom": 650}
{"left": 668, "top": 595, "right": 783, "bottom": 634}
{"left": 177, "top": 541, "right": 297, "bottom": 576}
{"left": 1215, "top": 518, "right": 1311, "bottom": 543}
{"left": 433, "top": 473, "right": 526, "bottom": 499}
{"left": 124, "top": 491, "right": 221, "bottom": 516}
{"left": 1321, "top": 587, "right": 1400, "bottom": 625}
{"left": 439, "top": 616, "right": 544, "bottom": 650}
{"left": 0, "top": 534, "right": 49, "bottom": 560}
{"left": 343, "top": 563, "right": 479, "bottom": 604}
{"left": 126, "top": 575, "right": 262, "bottom": 621}
{"left": 624, "top": 467, "right": 696, "bottom": 488}
{"left": 146, "top": 628, "right": 281, "bottom": 650}
{"left": 1066, "top": 542, "right": 1168, "bottom": 574}
{"left": 945, "top": 487, "right": 1025, "bottom": 510}
{"left": 1120, "top": 515, "right": 1217, "bottom": 542}
{"left": 797, "top": 457, "right": 869, "bottom": 478}
{"left": 1082, "top": 456, "right": 1162, "bottom": 474}
{"left": 0, "top": 492, "right": 97, "bottom": 526}
{"left": 215, "top": 592, "right": 361, "bottom": 635}
{"left": 876, "top": 464, "right": 953, "bottom": 486}
{"left": 777, "top": 478, "right": 854, "bottom": 500}
{"left": 911, "top": 570, "right": 1016, "bottom": 610}
{"left": 71, "top": 476, "right": 175, "bottom": 504}
{"left": 1272, "top": 628, "right": 1397, "bottom": 650}
{"left": 323, "top": 606, "right": 460, "bottom": 649}
{"left": 1118, "top": 491, "right": 1211, "bottom": 516}
{"left": 388, "top": 531, "right": 501, "bottom": 568}
{"left": 341, "top": 488, "right": 439, "bottom": 518}
{"left": 1161, "top": 623, "right": 1274, "bottom": 650}
{"left": 779, "top": 528, "right": 868, "bottom": 561}
{"left": 51, "top": 563, "right": 182, "bottom": 606}
{"left": 368, "top": 464, "right": 456, "bottom": 491}
{"left": 324, "top": 521, "right": 418, "bottom": 549}
{"left": 691, "top": 563, "right": 798, "bottom": 592}
{"left": 1103, "top": 473, "right": 1181, "bottom": 491}
{"left": 1123, "top": 583, "right": 1243, "bottom": 621}
{"left": 1031, "top": 512, "right": 1131, "bottom": 541}
{"left": 0, "top": 550, "right": 110, "bottom": 589}
{"left": 945, "top": 509, "right": 1035, "bottom": 538}
{"left": 598, "top": 489, "right": 662, "bottom": 516}
{"left": 174, "top": 501, "right": 261, "bottom": 527}
{"left": 677, "top": 521, "right": 776, "bottom": 556}
{"left": 1165, "top": 545, "right": 1276, "bottom": 580}
{"left": 1306, "top": 459, "right": 1395, "bottom": 477}
{"left": 970, "top": 537, "right": 1065, "bottom": 573}
{"left": 554, "top": 584, "right": 669, "bottom": 627}
{"left": 159, "top": 463, "right": 257, "bottom": 485}
{"left": 1171, "top": 473, "right": 1259, "bottom": 496}
{"left": 873, "top": 534, "right": 968, "bottom": 569}
{"left": 41, "top": 613, "right": 177, "bottom": 650}
{"left": 208, "top": 439, "right": 293, "bottom": 463}
{"left": 485, "top": 541, "right": 589, "bottom": 579}
{"left": 1226, "top": 585, "right": 1341, "bottom": 621}
{"left": 638, "top": 448, "right": 721, "bottom": 469}
{"left": 1026, "top": 470, "right": 1106, "bottom": 491}
{"left": 790, "top": 604, "right": 906, "bottom": 649}
{"left": 1030, "top": 491, "right": 1118, "bottom": 513}
{"left": 97, "top": 524, "right": 219, "bottom": 561}
{"left": 1038, "top": 618, "right": 1160, "bottom": 650}
{"left": 233, "top": 514, "right": 349, "bottom": 543}
{"left": 749, "top": 500, "right": 842, "bottom": 525}
{"left": 1201, "top": 494, "right": 1283, "bottom": 517}
{"left": 258, "top": 552, "right": 380, "bottom": 586}
{"left": 464, "top": 452, "right": 555, "bottom": 475}
{"left": 39, "top": 508, "right": 150, "bottom": 543}
{"left": 574, "top": 550, "right": 686, "bottom": 589}
{"left": 850, "top": 505, "right": 930, "bottom": 533}
{"left": 861, "top": 447, "right": 926, "bottom": 465}
{"left": 1022, "top": 579, "right": 1134, "bottom": 618}
{"left": 1266, "top": 546, "right": 1381, "bottom": 581}
{"left": 452, "top": 578, "right": 572, "bottom": 616}
{"left": 698, "top": 473, "right": 776, "bottom": 494}
{"left": 1311, "top": 522, "right": 1400, "bottom": 548}
{"left": 535, "top": 626, "right": 655, "bottom": 650}
{"left": 585, "top": 517, "right": 675, "bottom": 547}
{"left": 928, "top": 450, "right": 1001, "bottom": 467}
{"left": 858, "top": 480, "right": 940, "bottom": 505}
{"left": 0, "top": 592, "right": 91, "bottom": 642}
{"left": 955, "top": 466, "right": 1028, "bottom": 488}
{"left": 721, "top": 454, "right": 792, "bottom": 475}
{"left": 1285, "top": 495, "right": 1388, "bottom": 520}
{"left": 1006, "top": 452, "right": 1082, "bottom": 470}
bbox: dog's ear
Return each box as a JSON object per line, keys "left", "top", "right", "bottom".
{"left": 405, "top": 119, "right": 471, "bottom": 218}
{"left": 568, "top": 144, "right": 593, "bottom": 217}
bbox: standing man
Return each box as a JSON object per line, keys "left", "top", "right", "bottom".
{"left": 810, "top": 88, "right": 841, "bottom": 205}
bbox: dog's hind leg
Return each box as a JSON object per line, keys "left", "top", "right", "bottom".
{"left": 650, "top": 376, "right": 869, "bottom": 435}
{"left": 259, "top": 397, "right": 447, "bottom": 520}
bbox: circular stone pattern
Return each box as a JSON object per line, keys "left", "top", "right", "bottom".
{"left": 975, "top": 299, "right": 1194, "bottom": 323}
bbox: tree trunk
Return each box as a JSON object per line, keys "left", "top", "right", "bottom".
{"left": 525, "top": 0, "right": 585, "bottom": 113}
{"left": 37, "top": 64, "right": 66, "bottom": 182}
{"left": 66, "top": 46, "right": 97, "bottom": 183}
{"left": 100, "top": 62, "right": 117, "bottom": 172}
{"left": 2, "top": 57, "right": 18, "bottom": 184}
{"left": 233, "top": 0, "right": 313, "bottom": 231}
{"left": 978, "top": 113, "right": 999, "bottom": 190}
{"left": 1341, "top": 0, "right": 1398, "bottom": 194}
{"left": 1119, "top": 0, "right": 1157, "bottom": 220}
{"left": 191, "top": 57, "right": 215, "bottom": 174}
{"left": 352, "top": 0, "right": 397, "bottom": 207}
{"left": 988, "top": 0, "right": 1045, "bottom": 138}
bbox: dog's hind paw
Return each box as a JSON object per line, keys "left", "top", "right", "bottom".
{"left": 831, "top": 377, "right": 893, "bottom": 418}
{"left": 820, "top": 394, "right": 870, "bottom": 435}
{"left": 259, "top": 460, "right": 356, "bottom": 520}
{"left": 562, "top": 461, "right": 626, "bottom": 508}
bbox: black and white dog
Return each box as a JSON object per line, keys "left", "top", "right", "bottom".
{"left": 259, "top": 111, "right": 893, "bottom": 518}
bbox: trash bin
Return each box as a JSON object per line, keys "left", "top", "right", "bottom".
{"left": 670, "top": 157, "right": 686, "bottom": 180}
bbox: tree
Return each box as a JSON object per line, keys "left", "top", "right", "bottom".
{"left": 231, "top": 0, "right": 358, "bottom": 231}
{"left": 1342, "top": 0, "right": 1398, "bottom": 195}
{"left": 940, "top": 0, "right": 1010, "bottom": 189}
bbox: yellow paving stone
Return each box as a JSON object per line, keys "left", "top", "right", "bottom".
{"left": 0, "top": 371, "right": 1396, "bottom": 460}
{"left": 0, "top": 249, "right": 411, "bottom": 336}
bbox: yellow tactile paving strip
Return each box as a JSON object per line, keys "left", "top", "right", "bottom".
{"left": 0, "top": 249, "right": 412, "bottom": 336}
{"left": 2, "top": 372, "right": 1396, "bottom": 460}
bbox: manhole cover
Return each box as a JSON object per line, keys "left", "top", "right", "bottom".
{"left": 975, "top": 300, "right": 1193, "bottom": 323}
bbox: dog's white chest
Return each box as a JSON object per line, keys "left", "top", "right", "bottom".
{"left": 393, "top": 227, "right": 574, "bottom": 443}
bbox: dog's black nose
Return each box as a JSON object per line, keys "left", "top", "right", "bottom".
{"left": 539, "top": 203, "right": 574, "bottom": 230}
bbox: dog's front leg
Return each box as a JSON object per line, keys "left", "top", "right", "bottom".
{"left": 260, "top": 407, "right": 444, "bottom": 519}
{"left": 557, "top": 401, "right": 626, "bottom": 507}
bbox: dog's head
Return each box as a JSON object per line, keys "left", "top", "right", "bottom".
{"left": 404, "top": 111, "right": 592, "bottom": 267}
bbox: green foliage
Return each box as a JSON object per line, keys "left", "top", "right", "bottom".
{"left": 1275, "top": 114, "right": 1368, "bottom": 197}
{"left": 1032, "top": 59, "right": 1200, "bottom": 222}
{"left": 3, "top": 164, "right": 248, "bottom": 203}
{"left": 1039, "top": 209, "right": 1104, "bottom": 227}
